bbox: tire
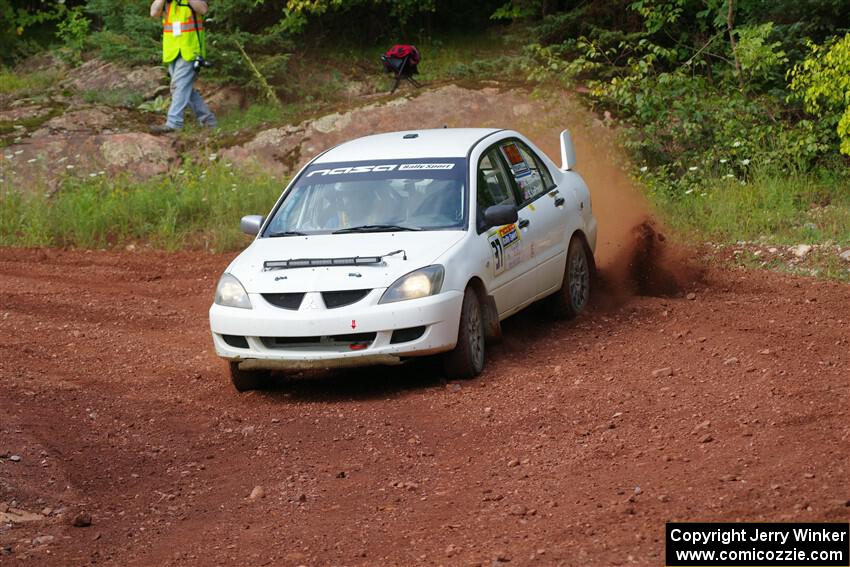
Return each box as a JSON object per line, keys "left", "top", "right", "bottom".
{"left": 228, "top": 361, "right": 272, "bottom": 392}
{"left": 443, "top": 287, "right": 486, "bottom": 379}
{"left": 551, "top": 237, "right": 592, "bottom": 319}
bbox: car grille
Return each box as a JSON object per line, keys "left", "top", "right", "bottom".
{"left": 321, "top": 289, "right": 370, "bottom": 309}
{"left": 261, "top": 332, "right": 377, "bottom": 349}
{"left": 262, "top": 292, "right": 305, "bottom": 310}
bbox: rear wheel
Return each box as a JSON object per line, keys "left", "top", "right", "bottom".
{"left": 228, "top": 361, "right": 272, "bottom": 392}
{"left": 551, "top": 237, "right": 592, "bottom": 319}
{"left": 443, "top": 287, "right": 485, "bottom": 379}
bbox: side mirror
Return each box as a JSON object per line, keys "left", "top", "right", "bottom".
{"left": 483, "top": 204, "right": 519, "bottom": 229}
{"left": 559, "top": 129, "right": 577, "bottom": 170}
{"left": 240, "top": 215, "right": 264, "bottom": 236}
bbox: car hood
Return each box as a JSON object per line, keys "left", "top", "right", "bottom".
{"left": 229, "top": 231, "right": 465, "bottom": 293}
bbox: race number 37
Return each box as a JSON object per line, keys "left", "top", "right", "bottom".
{"left": 489, "top": 236, "right": 504, "bottom": 272}
{"left": 488, "top": 223, "right": 520, "bottom": 276}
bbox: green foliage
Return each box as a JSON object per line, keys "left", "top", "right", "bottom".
{"left": 595, "top": 67, "right": 835, "bottom": 182}
{"left": 735, "top": 22, "right": 787, "bottom": 83}
{"left": 88, "top": 30, "right": 160, "bottom": 65}
{"left": 283, "top": 0, "right": 437, "bottom": 29}
{"left": 0, "top": 161, "right": 284, "bottom": 251}
{"left": 137, "top": 95, "right": 171, "bottom": 113}
{"left": 521, "top": 0, "right": 849, "bottom": 198}
{"left": 490, "top": 1, "right": 541, "bottom": 22}
{"left": 84, "top": 0, "right": 160, "bottom": 64}
{"left": 0, "top": 0, "right": 66, "bottom": 63}
{"left": 56, "top": 6, "right": 90, "bottom": 65}
{"left": 629, "top": 0, "right": 685, "bottom": 34}
{"left": 788, "top": 33, "right": 850, "bottom": 155}
{"left": 210, "top": 32, "right": 293, "bottom": 97}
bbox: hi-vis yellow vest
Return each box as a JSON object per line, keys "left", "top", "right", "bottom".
{"left": 162, "top": 1, "right": 205, "bottom": 64}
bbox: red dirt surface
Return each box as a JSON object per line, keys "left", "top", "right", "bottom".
{"left": 1, "top": 246, "right": 848, "bottom": 566}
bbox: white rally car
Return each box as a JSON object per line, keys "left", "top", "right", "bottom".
{"left": 210, "top": 128, "right": 597, "bottom": 391}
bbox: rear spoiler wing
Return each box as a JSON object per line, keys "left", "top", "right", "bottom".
{"left": 559, "top": 129, "right": 577, "bottom": 171}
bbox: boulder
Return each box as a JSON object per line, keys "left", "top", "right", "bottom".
{"left": 100, "top": 133, "right": 174, "bottom": 176}
{"left": 63, "top": 59, "right": 166, "bottom": 101}
{"left": 0, "top": 106, "right": 52, "bottom": 124}
{"left": 204, "top": 86, "right": 246, "bottom": 115}
{"left": 32, "top": 107, "right": 116, "bottom": 136}
{"left": 2, "top": 132, "right": 176, "bottom": 193}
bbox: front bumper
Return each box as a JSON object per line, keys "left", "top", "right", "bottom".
{"left": 209, "top": 289, "right": 464, "bottom": 370}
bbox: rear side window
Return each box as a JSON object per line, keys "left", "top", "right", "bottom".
{"left": 498, "top": 140, "right": 555, "bottom": 203}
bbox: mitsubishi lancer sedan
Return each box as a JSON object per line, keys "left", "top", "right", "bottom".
{"left": 210, "top": 128, "right": 597, "bottom": 391}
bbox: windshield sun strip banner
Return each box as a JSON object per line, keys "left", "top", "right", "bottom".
{"left": 300, "top": 158, "right": 466, "bottom": 183}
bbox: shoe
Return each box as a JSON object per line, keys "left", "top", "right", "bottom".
{"left": 149, "top": 125, "right": 178, "bottom": 135}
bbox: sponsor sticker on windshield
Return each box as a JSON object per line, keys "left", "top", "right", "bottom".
{"left": 307, "top": 163, "right": 456, "bottom": 177}
{"left": 398, "top": 163, "right": 455, "bottom": 170}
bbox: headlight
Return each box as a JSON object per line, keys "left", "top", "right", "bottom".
{"left": 214, "top": 273, "right": 252, "bottom": 309}
{"left": 379, "top": 265, "right": 444, "bottom": 304}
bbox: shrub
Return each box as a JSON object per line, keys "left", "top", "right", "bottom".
{"left": 788, "top": 33, "right": 850, "bottom": 156}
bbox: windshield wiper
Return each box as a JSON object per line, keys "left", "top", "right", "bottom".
{"left": 266, "top": 230, "right": 307, "bottom": 238}
{"left": 332, "top": 224, "right": 421, "bottom": 234}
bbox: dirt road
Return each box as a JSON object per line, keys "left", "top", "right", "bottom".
{"left": 1, "top": 245, "right": 848, "bottom": 566}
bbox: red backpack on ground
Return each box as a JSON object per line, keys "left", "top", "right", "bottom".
{"left": 381, "top": 44, "right": 422, "bottom": 93}
{"left": 384, "top": 44, "right": 421, "bottom": 66}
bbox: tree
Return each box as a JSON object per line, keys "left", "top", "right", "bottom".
{"left": 789, "top": 33, "right": 850, "bottom": 155}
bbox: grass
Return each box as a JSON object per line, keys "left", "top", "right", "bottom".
{"left": 417, "top": 35, "right": 527, "bottom": 83}
{"left": 0, "top": 67, "right": 62, "bottom": 95}
{"left": 318, "top": 30, "right": 528, "bottom": 86}
{"left": 651, "top": 169, "right": 850, "bottom": 247}
{"left": 650, "top": 167, "right": 850, "bottom": 281}
{"left": 212, "top": 102, "right": 316, "bottom": 135}
{"left": 82, "top": 89, "right": 145, "bottom": 108}
{"left": 0, "top": 162, "right": 285, "bottom": 252}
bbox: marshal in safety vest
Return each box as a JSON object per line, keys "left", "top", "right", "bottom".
{"left": 161, "top": 1, "right": 205, "bottom": 64}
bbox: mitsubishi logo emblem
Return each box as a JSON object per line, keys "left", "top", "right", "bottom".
{"left": 303, "top": 295, "right": 321, "bottom": 310}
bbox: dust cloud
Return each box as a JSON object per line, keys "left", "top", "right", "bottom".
{"left": 502, "top": 94, "right": 698, "bottom": 299}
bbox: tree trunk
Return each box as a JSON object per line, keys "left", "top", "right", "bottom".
{"left": 726, "top": 0, "right": 744, "bottom": 88}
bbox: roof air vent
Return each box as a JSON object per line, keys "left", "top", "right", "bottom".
{"left": 403, "top": 133, "right": 418, "bottom": 139}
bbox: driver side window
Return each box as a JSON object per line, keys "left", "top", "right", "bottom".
{"left": 477, "top": 148, "right": 516, "bottom": 232}
{"left": 477, "top": 149, "right": 517, "bottom": 209}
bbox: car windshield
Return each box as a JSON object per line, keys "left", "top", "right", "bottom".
{"left": 263, "top": 158, "right": 467, "bottom": 236}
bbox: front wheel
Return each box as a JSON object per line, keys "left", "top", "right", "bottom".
{"left": 551, "top": 237, "right": 592, "bottom": 319}
{"left": 443, "top": 287, "right": 485, "bottom": 379}
{"left": 228, "top": 362, "right": 272, "bottom": 392}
